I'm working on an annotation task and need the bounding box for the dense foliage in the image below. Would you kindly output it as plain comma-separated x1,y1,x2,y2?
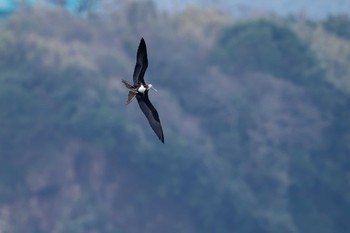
211,20,324,86
323,14,350,40
0,2,349,233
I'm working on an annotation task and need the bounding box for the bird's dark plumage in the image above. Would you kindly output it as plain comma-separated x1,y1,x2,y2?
123,38,164,143
136,92,164,143
133,38,148,85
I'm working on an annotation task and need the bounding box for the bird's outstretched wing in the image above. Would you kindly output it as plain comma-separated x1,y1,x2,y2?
133,38,148,85
136,92,164,143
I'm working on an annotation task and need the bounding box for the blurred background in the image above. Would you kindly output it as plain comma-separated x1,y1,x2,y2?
0,0,349,232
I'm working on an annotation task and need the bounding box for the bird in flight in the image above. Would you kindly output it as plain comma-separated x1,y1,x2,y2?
122,38,164,143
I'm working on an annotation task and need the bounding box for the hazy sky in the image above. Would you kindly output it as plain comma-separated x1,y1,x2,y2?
156,0,350,18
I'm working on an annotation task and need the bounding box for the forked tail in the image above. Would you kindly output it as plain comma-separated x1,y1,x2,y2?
122,80,134,89
122,80,137,104
127,91,136,104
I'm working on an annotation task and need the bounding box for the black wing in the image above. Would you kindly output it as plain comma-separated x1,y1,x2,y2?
133,38,148,85
136,92,164,143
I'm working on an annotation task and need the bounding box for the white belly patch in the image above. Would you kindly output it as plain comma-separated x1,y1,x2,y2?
138,85,146,93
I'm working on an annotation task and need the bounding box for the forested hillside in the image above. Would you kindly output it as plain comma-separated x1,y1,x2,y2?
0,2,349,233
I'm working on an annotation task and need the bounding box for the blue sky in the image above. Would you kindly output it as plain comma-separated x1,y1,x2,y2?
0,0,79,12
0,0,349,18
156,0,350,18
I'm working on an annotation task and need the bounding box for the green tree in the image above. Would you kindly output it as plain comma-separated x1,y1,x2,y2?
211,20,323,86
323,14,350,40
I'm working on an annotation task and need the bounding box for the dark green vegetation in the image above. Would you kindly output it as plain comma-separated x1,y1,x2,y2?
211,20,324,86
323,14,350,40
0,2,349,233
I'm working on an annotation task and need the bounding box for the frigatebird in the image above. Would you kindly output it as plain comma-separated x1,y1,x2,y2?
122,38,164,143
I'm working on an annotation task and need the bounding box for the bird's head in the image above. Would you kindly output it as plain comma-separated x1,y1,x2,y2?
147,84,157,92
